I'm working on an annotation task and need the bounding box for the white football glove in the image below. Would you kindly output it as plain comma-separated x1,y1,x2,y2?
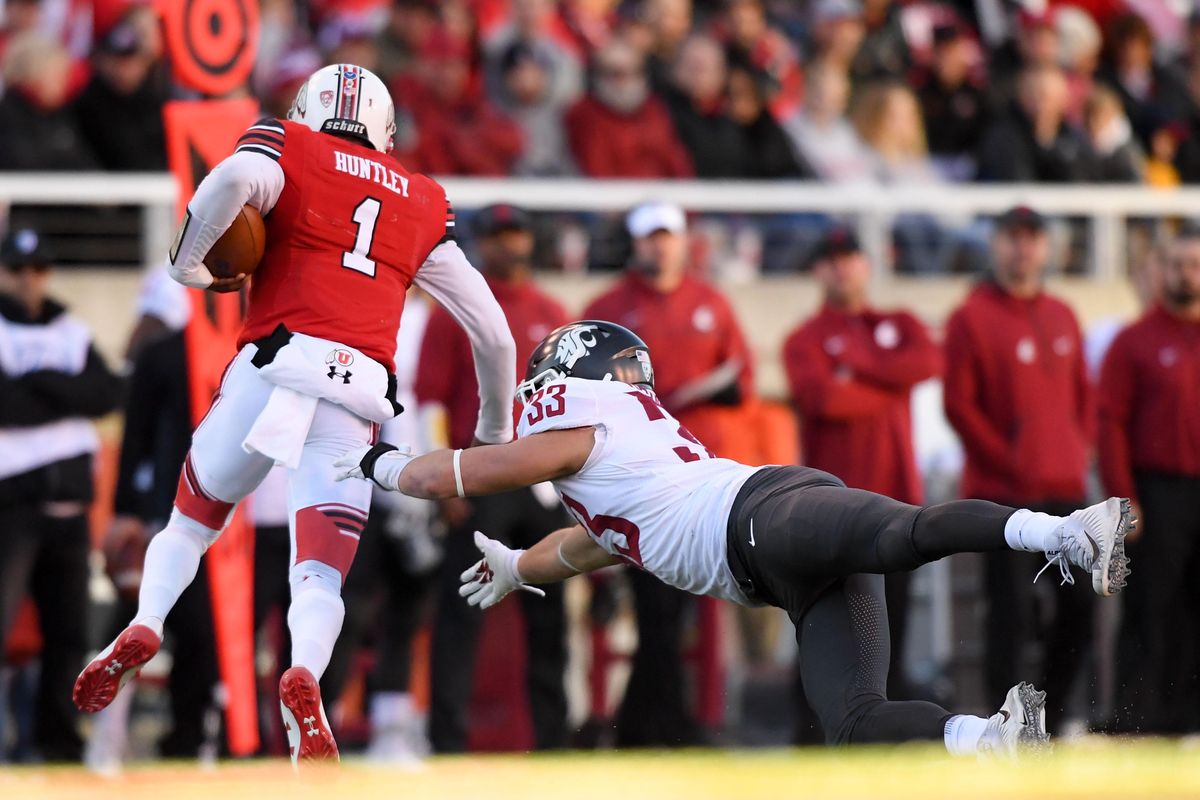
458,530,545,610
333,442,415,490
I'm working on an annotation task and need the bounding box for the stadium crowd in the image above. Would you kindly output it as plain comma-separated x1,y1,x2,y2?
0,0,1199,184
0,0,1199,770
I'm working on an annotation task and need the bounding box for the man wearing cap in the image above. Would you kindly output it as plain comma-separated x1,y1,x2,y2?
416,205,571,752
0,228,121,760
783,227,941,712
943,207,1094,729
915,23,989,180
584,201,754,745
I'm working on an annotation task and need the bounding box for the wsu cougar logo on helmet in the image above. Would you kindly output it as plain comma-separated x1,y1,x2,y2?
555,325,599,369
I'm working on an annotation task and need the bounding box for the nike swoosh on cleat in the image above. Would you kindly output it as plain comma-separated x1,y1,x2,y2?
999,709,1010,723
1085,531,1099,562
749,519,755,547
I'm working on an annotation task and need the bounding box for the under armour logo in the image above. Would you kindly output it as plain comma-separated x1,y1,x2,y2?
327,366,352,384
304,716,320,737
105,660,123,676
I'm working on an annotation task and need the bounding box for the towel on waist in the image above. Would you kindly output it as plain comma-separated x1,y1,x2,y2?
241,325,402,468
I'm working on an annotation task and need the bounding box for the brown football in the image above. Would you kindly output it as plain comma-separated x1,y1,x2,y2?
204,204,265,278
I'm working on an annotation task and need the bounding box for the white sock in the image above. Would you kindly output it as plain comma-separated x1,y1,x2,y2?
370,692,414,730
287,568,345,680
133,515,215,635
943,714,990,756
1003,509,1065,553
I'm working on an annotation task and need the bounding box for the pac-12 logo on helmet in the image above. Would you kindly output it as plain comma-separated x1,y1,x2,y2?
288,63,396,153
517,320,654,402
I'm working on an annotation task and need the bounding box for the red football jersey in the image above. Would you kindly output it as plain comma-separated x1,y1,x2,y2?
236,119,453,371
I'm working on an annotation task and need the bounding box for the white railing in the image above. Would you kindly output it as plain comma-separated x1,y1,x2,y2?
2,174,1199,277
0,172,179,268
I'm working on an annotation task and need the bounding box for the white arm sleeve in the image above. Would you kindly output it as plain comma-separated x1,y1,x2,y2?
167,150,285,288
413,241,517,444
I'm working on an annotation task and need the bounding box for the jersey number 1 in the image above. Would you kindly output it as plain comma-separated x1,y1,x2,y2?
342,197,381,277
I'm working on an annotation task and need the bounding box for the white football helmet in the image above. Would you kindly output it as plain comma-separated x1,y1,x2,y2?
288,63,396,153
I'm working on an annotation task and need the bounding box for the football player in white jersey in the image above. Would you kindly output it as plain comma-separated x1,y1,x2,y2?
336,320,1134,757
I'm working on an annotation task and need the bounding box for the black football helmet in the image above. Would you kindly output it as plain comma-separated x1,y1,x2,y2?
516,320,655,402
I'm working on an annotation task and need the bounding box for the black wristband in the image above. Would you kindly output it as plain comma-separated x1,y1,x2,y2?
359,442,399,488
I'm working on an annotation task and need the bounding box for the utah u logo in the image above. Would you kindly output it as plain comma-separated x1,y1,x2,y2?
325,348,354,382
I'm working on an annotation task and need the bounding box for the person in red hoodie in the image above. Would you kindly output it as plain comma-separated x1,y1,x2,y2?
584,201,753,745
1100,228,1200,734
564,37,693,178
783,226,941,713
416,205,570,752
943,205,1095,729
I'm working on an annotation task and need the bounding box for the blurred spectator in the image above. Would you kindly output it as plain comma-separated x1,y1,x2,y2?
1083,85,1144,183
584,202,754,746
418,205,570,753
561,0,621,53
495,42,577,176
1097,11,1191,147
915,23,989,181
663,35,747,178
397,32,524,176
943,206,1095,730
852,82,938,183
1100,229,1200,734
261,48,322,120
850,0,910,82
725,58,811,178
1146,121,1184,188
808,0,866,76
0,32,98,170
717,0,803,119
976,64,1096,182
0,228,121,761
987,9,1061,115
783,61,873,182
376,0,440,79
316,4,388,72
564,38,692,177
74,11,168,171
782,226,940,701
1177,57,1200,183
485,0,584,109
853,81,947,270
1055,6,1103,126
641,0,695,92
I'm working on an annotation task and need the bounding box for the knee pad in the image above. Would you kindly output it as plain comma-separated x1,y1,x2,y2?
167,508,223,550
173,455,235,532
289,558,344,595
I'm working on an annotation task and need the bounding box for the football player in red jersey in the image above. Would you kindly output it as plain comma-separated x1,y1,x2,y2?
73,64,517,767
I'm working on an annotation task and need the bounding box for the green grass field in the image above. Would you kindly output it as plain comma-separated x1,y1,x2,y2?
3,740,1199,800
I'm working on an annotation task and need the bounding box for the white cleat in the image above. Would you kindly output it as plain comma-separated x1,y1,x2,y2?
1039,497,1133,597
978,682,1051,760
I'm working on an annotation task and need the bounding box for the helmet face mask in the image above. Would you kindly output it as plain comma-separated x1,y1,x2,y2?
288,63,396,153
517,321,654,403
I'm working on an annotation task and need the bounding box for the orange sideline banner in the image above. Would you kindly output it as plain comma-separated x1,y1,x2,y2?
163,98,260,756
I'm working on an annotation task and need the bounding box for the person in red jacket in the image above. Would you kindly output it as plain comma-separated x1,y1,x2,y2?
583,200,753,745
564,38,693,178
415,204,570,752
943,206,1095,729
783,227,941,716
1100,228,1200,734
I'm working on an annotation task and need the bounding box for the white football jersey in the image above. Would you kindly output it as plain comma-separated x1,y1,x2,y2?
517,377,762,605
